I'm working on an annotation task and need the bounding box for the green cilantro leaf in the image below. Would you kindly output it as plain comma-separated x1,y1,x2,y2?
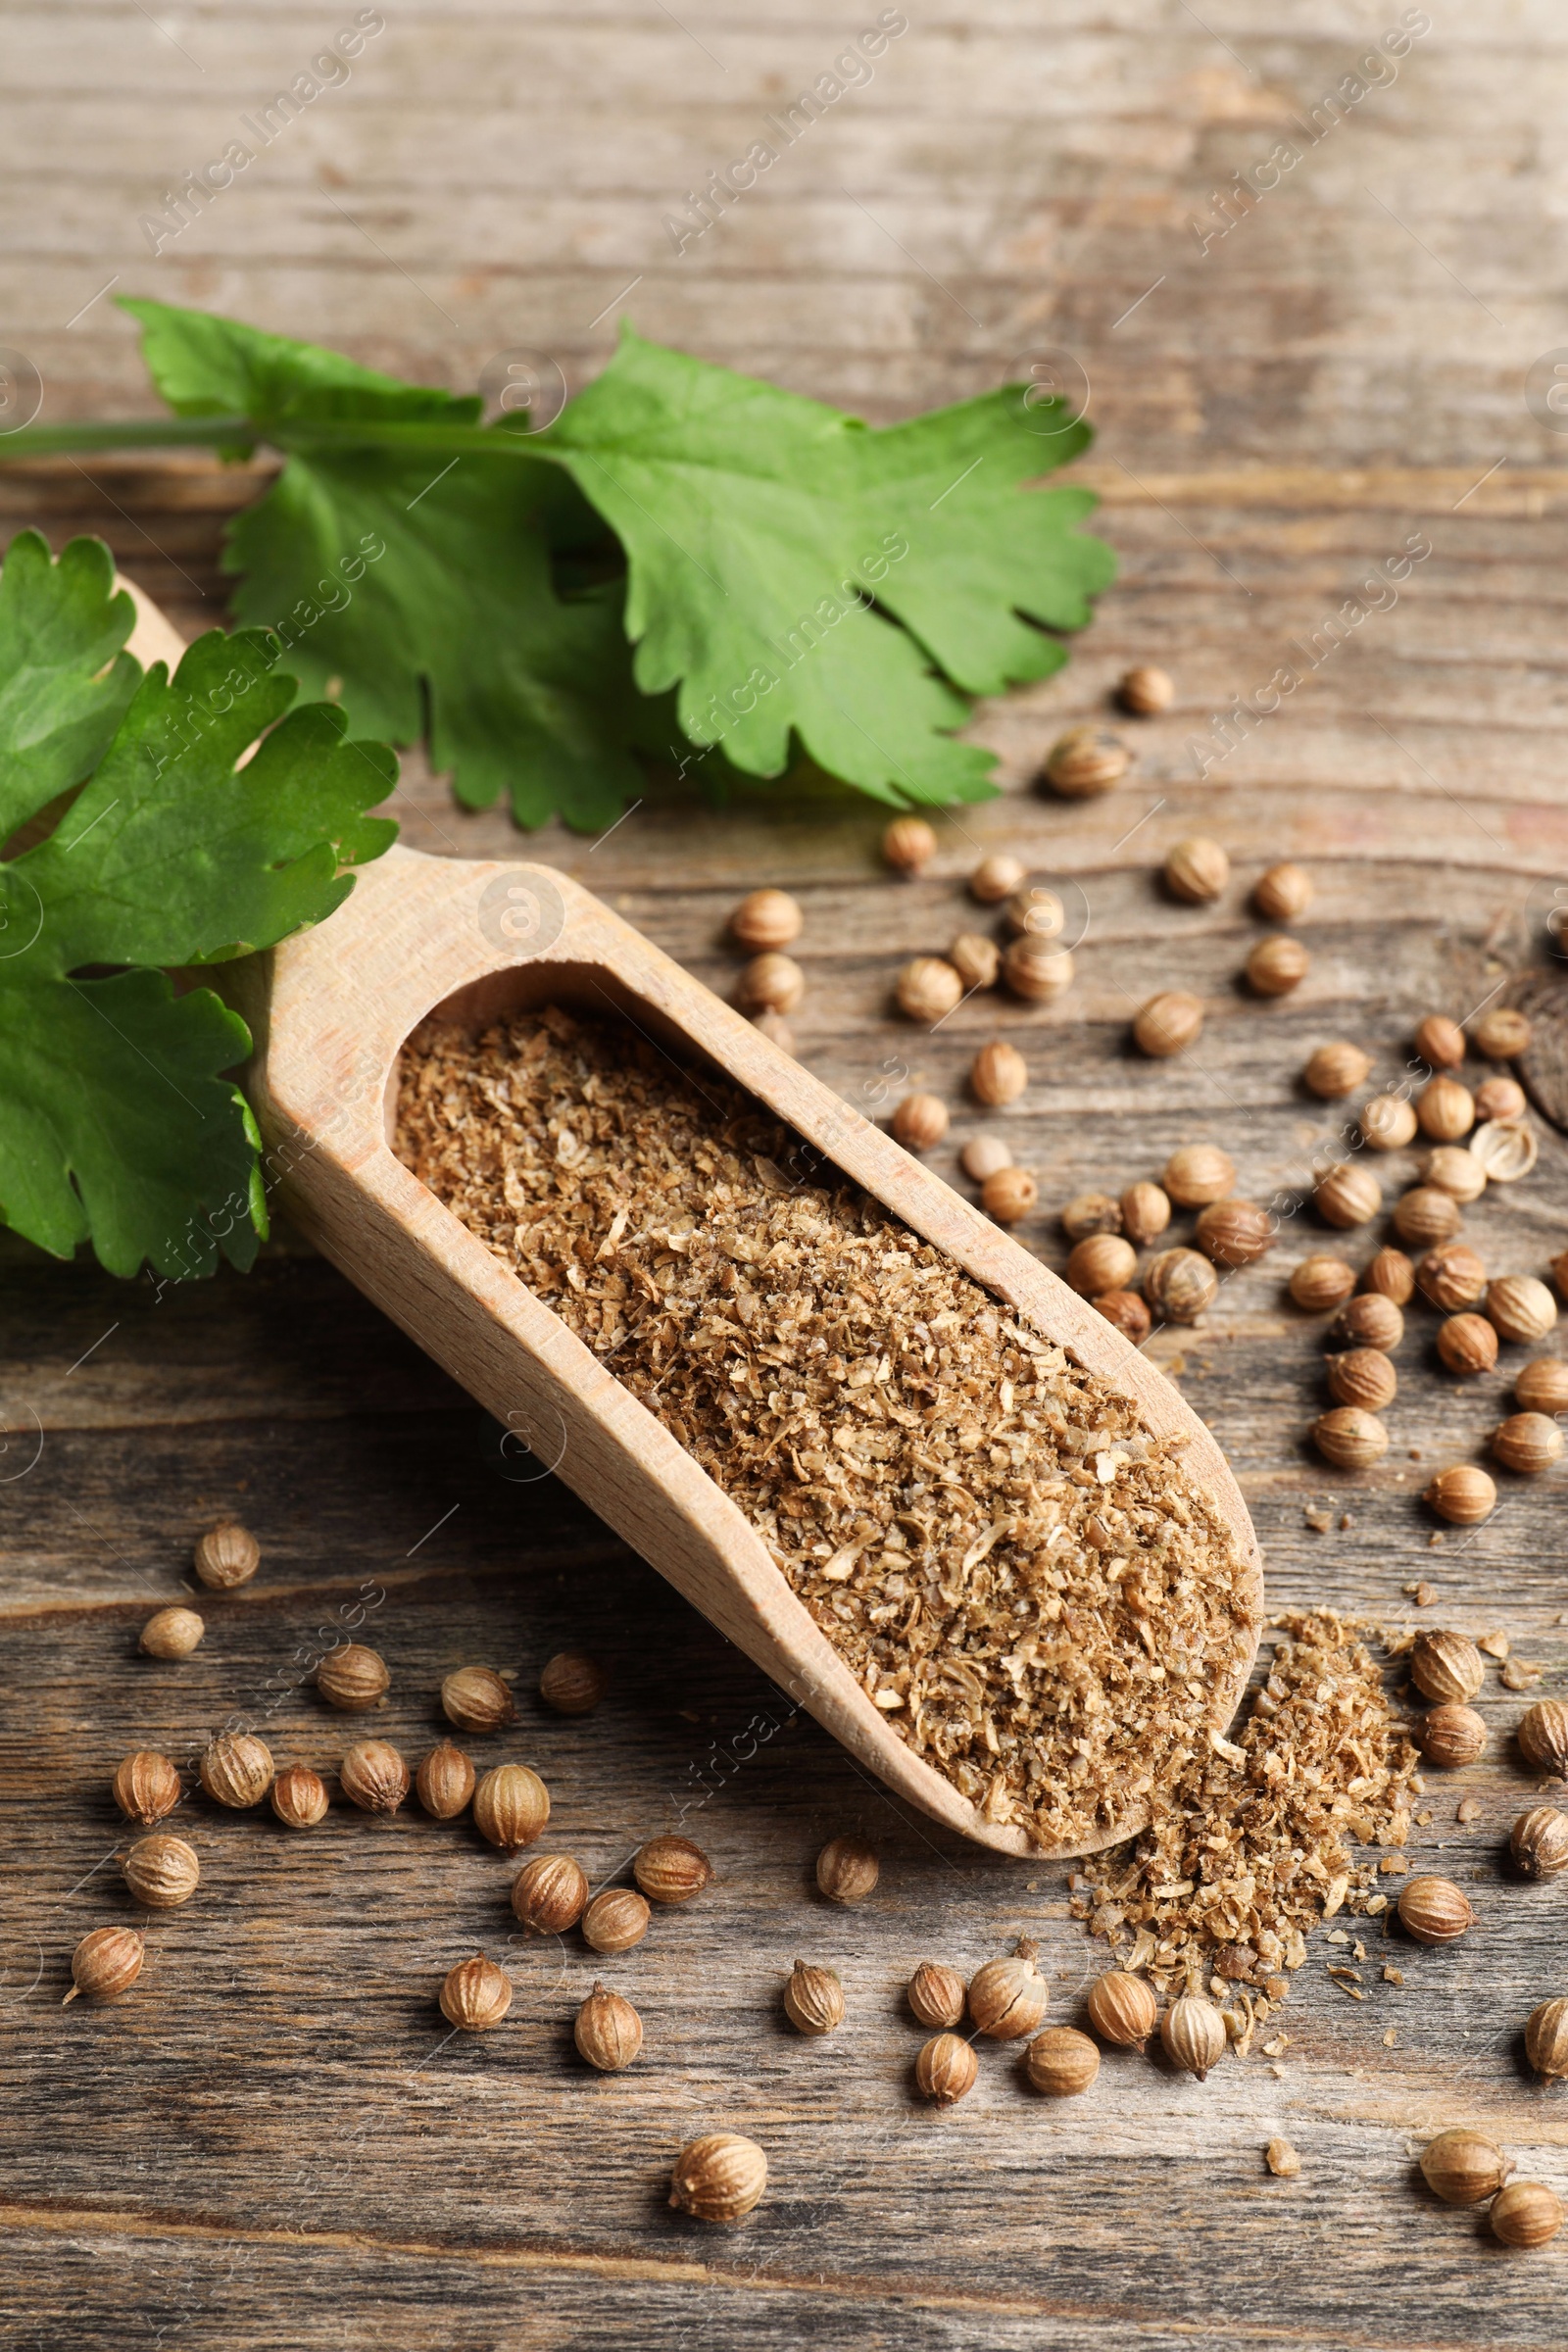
0,531,140,842
541,328,1115,807
122,298,647,831
0,534,396,1280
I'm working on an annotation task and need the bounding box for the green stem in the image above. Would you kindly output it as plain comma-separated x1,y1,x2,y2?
0,415,561,463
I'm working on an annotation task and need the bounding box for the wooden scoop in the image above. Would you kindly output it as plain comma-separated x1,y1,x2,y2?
124,588,1262,1860
235,846,1263,1858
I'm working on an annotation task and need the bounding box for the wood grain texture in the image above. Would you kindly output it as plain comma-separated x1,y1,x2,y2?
6,4,1568,2345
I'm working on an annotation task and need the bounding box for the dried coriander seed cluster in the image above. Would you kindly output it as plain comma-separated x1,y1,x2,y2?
1279,1007,1563,1522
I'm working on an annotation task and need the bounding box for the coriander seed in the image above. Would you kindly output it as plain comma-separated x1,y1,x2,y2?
1195,1199,1275,1267
1520,1700,1568,1778
1163,1146,1235,1206
1493,1412,1564,1476
1253,862,1312,922
1326,1348,1396,1413
729,889,802,953
1420,2128,1510,2206
960,1134,1012,1182
1134,991,1202,1057
915,2032,977,2104
199,1733,273,1810
1414,1013,1465,1070
1525,1997,1568,2081
1414,1705,1487,1769
416,1740,475,1820
969,853,1025,905
138,1606,204,1660
738,951,805,1015
1291,1255,1356,1312
1066,1234,1137,1297
1143,1248,1217,1324
1397,1874,1474,1944
982,1167,1037,1224
1061,1190,1122,1242
1411,1629,1485,1704
1163,837,1229,904
1474,1006,1531,1059
439,1952,512,2032
1247,935,1310,996
1024,2026,1100,2097
123,1833,200,1909
967,1938,1047,2039
539,1651,606,1715
1394,1187,1461,1249
897,956,963,1022
1002,939,1073,1002
1004,884,1065,940
576,1982,643,2071
317,1643,390,1712
64,1926,144,2007
1304,1042,1371,1099
441,1665,515,1735
892,1093,950,1152
1493,2182,1563,2249
1329,1293,1403,1350
1425,1145,1487,1203
906,1960,966,2031
1360,1093,1418,1151
1311,1407,1389,1469
1361,1247,1415,1304
582,1887,651,1953
1470,1119,1538,1182
339,1740,410,1816
1511,1807,1568,1880
1487,1276,1558,1346
1265,2139,1302,2179
1086,1969,1158,2049
1517,1359,1568,1415
1417,1243,1488,1312
1417,1076,1475,1142
512,1852,589,1936
882,816,936,875
1044,725,1130,798
1119,664,1174,715
634,1836,712,1905
1438,1313,1497,1375
1425,1464,1495,1525
949,932,1000,992
1120,1181,1171,1248
194,1520,259,1590
473,1763,549,1850
1314,1163,1380,1228
1160,1992,1226,2081
270,1764,329,1829
783,1958,845,2035
1095,1290,1152,1342
669,2132,767,2221
970,1039,1027,1107
816,1835,878,1905
1475,1075,1527,1122
113,1749,181,1828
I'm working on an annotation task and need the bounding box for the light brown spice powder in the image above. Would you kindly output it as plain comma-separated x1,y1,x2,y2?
396,1005,1255,1851
1073,1612,1417,1998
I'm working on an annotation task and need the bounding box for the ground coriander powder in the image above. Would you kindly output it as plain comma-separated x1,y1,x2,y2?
397,1005,1256,1852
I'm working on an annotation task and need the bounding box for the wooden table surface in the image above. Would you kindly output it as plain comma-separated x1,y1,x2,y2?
7,7,1568,2347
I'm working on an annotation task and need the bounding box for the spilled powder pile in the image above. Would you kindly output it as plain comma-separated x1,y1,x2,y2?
1073,1609,1418,2029
396,1004,1256,1851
